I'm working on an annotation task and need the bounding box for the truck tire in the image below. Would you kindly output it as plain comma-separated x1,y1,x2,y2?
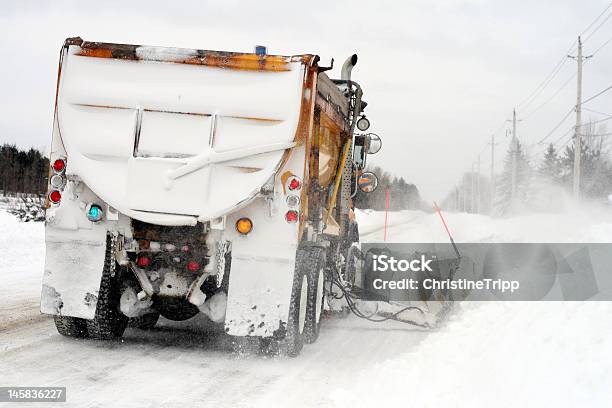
128,312,160,330
303,247,327,344
86,236,128,340
54,315,88,338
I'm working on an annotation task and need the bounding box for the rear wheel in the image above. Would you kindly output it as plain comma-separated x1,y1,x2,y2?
303,247,327,344
54,315,88,338
86,235,128,340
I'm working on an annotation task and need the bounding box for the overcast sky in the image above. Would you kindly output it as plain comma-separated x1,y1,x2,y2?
2,0,612,200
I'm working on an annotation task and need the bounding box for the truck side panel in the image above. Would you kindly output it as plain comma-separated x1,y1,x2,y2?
41,182,109,319
223,144,306,336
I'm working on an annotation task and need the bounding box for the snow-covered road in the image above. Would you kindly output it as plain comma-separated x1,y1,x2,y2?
1,208,612,407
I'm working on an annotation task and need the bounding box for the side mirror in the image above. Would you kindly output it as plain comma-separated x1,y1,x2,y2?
358,172,379,193
356,116,370,131
367,133,382,154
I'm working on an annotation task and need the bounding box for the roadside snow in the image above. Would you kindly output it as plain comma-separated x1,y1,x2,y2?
356,206,612,243
1,208,612,407
0,211,44,328
343,207,612,408
331,301,612,407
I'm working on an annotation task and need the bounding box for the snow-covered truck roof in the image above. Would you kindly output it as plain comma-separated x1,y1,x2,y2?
53,38,321,224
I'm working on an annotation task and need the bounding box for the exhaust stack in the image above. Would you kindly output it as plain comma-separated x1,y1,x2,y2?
341,54,358,81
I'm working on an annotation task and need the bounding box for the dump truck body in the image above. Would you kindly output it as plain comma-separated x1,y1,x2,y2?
41,38,376,353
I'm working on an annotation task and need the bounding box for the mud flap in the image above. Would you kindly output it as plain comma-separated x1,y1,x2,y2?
224,248,295,337
41,227,107,319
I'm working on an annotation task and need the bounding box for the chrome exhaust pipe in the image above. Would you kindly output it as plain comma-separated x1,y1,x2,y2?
341,54,358,81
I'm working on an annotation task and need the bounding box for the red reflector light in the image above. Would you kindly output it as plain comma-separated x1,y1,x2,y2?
49,190,62,204
52,159,66,173
136,255,151,267
187,261,200,272
288,177,301,191
285,210,299,223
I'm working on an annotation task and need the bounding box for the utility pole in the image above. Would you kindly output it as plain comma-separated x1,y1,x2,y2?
463,176,467,212
511,108,518,204
476,155,481,214
470,163,475,213
569,36,590,199
455,187,460,211
490,134,495,214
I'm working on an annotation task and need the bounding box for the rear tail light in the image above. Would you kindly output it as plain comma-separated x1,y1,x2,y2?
286,195,300,207
52,159,66,173
50,175,64,189
287,176,301,191
49,158,67,205
285,210,299,223
86,203,103,222
187,261,200,272
181,245,190,253
136,255,151,268
48,190,62,204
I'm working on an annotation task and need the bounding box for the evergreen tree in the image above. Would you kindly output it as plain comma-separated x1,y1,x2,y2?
0,144,49,195
353,165,422,211
494,141,532,215
539,143,562,183
560,141,612,199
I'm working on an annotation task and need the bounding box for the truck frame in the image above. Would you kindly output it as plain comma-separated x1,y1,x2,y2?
41,37,381,356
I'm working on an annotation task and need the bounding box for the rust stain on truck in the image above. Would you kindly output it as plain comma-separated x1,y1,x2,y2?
68,37,313,72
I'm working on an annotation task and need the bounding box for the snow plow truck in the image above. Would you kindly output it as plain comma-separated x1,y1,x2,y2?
41,37,382,356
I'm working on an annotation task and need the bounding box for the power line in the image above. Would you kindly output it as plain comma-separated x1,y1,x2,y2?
591,32,612,55
553,127,574,146
516,2,612,111
521,53,598,123
583,107,612,116
581,2,612,38
583,10,612,42
581,84,612,105
529,127,572,158
462,2,612,200
521,71,577,121
579,115,612,126
516,52,573,111
558,136,574,149
534,107,575,145
544,117,612,152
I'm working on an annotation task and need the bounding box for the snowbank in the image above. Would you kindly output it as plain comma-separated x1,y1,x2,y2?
0,210,45,310
348,208,612,407
356,206,612,243
331,301,612,407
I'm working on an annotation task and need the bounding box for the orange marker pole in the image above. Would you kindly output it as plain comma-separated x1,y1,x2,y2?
433,201,460,259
